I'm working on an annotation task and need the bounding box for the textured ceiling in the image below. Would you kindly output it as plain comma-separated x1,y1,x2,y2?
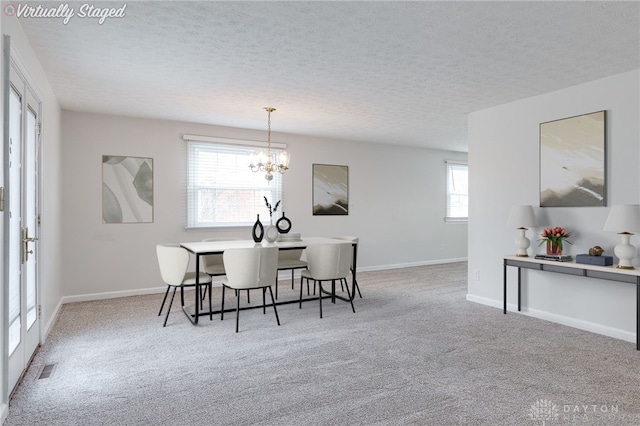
15,1,640,152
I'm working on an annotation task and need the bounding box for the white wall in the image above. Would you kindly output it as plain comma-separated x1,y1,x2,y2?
1,13,63,421
468,70,640,342
61,111,468,300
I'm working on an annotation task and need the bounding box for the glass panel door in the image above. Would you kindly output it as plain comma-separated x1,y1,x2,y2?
7,84,22,358
6,57,41,395
24,105,38,331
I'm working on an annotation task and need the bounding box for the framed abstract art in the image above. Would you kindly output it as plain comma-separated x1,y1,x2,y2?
312,164,348,215
539,110,606,207
102,155,154,223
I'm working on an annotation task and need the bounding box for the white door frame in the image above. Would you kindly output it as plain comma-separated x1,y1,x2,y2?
2,35,43,400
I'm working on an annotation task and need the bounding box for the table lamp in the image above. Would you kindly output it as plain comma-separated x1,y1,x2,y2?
603,204,640,269
507,205,538,257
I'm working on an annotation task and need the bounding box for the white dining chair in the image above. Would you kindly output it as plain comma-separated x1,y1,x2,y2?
300,242,355,318
156,244,213,327
201,237,251,304
332,236,362,298
221,246,280,332
275,249,307,299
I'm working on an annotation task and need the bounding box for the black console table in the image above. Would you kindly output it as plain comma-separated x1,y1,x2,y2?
503,255,640,350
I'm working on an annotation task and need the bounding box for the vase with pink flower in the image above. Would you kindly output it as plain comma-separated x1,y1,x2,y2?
538,227,572,256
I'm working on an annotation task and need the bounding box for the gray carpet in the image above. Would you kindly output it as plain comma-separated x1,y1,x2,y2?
5,262,640,425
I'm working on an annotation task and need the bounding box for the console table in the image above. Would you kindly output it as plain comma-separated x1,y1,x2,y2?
503,255,640,350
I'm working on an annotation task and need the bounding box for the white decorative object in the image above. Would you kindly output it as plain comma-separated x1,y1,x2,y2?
603,204,640,269
265,225,279,243
507,205,538,257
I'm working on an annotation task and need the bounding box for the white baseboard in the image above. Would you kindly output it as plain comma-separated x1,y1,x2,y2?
466,294,636,344
60,258,468,305
359,257,468,272
61,286,168,304
42,299,64,342
0,402,7,425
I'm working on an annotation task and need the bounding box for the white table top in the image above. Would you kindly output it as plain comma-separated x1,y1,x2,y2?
504,255,640,278
181,237,348,255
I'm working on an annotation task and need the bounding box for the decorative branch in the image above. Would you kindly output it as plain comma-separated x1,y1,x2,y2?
264,196,281,218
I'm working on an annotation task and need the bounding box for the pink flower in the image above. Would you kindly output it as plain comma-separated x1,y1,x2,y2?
538,226,572,247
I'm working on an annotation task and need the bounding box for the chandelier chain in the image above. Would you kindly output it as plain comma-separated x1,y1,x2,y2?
266,107,273,155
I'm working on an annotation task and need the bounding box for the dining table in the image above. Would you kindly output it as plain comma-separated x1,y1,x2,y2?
179,237,358,325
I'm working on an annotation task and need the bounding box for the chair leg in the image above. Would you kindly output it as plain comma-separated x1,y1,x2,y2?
235,290,241,333
301,275,310,296
268,286,280,326
208,283,213,321
263,288,267,314
200,285,207,308
353,272,362,298
299,277,304,309
158,286,171,316
291,270,295,289
221,285,226,321
163,287,177,327
319,281,323,318
275,274,279,300
331,280,336,303
343,278,356,313
247,290,250,304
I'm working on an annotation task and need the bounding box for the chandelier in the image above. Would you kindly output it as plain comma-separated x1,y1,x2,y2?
249,107,290,181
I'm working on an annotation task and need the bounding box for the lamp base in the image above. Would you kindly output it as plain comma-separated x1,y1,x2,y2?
614,233,636,270
616,264,635,270
514,228,531,258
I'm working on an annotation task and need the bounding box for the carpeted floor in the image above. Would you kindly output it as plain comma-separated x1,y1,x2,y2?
4,262,640,425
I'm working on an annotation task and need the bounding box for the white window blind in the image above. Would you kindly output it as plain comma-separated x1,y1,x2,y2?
445,161,468,223
186,138,284,228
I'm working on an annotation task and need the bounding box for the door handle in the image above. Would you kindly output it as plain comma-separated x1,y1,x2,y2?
21,227,38,264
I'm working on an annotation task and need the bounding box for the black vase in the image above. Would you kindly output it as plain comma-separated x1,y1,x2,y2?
276,211,292,234
252,214,264,242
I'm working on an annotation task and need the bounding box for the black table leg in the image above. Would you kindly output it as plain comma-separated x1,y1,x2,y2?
636,276,640,351
517,267,521,312
351,243,359,300
503,261,507,314
194,254,200,324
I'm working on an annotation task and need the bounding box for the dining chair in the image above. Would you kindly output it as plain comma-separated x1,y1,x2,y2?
156,243,213,327
201,237,251,304
275,249,307,299
221,246,280,332
332,236,362,298
300,242,355,318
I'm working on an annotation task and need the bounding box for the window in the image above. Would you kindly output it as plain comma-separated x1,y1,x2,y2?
185,136,284,228
445,161,468,222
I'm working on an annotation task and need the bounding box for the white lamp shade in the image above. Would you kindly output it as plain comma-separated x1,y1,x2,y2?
603,204,640,232
507,205,538,228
